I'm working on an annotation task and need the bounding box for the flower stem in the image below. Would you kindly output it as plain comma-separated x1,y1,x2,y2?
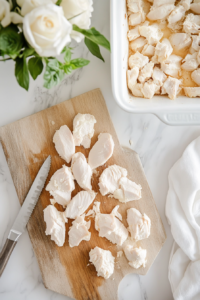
0,58,12,61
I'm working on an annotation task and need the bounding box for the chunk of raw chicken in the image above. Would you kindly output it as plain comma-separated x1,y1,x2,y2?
138,62,154,83
152,38,173,63
191,69,200,86
88,133,114,169
190,2,200,14
181,53,199,71
127,67,140,93
71,153,92,190
131,83,144,97
183,13,200,34
161,54,182,78
147,4,174,20
123,242,147,269
191,34,200,52
89,247,115,279
130,37,147,52
162,77,182,100
53,125,75,163
46,165,75,207
127,0,141,13
95,203,128,245
44,205,66,247
167,5,185,25
73,113,96,149
65,190,96,219
113,177,142,203
127,208,151,241
142,44,155,57
180,0,192,10
169,33,191,51
127,26,140,41
98,164,127,196
68,215,91,247
141,80,158,99
129,10,146,26
152,67,167,86
184,87,200,97
129,52,149,69
153,0,175,6
139,23,163,45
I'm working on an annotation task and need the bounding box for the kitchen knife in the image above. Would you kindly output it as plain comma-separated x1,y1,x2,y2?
0,154,51,277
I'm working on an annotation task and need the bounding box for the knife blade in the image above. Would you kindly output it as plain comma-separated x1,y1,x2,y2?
0,154,51,276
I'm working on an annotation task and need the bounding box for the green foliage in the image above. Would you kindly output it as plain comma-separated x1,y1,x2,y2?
43,59,65,89
56,0,62,5
84,38,104,62
28,57,43,80
15,57,29,91
0,25,24,59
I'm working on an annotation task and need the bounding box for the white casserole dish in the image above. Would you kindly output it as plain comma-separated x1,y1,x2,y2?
110,0,200,125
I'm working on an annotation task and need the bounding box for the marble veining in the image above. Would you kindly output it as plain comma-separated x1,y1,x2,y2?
0,0,199,299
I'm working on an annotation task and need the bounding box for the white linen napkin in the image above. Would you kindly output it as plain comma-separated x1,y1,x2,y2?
165,136,200,300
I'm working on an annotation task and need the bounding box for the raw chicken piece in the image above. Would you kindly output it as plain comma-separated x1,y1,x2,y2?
191,34,200,52
127,26,140,41
183,14,200,34
139,23,163,45
44,205,66,247
98,164,127,196
123,242,147,269
71,153,92,190
88,133,114,169
130,37,147,52
147,4,174,20
138,62,154,83
95,203,128,246
46,165,75,207
184,87,200,97
127,0,142,13
129,10,146,26
53,125,75,163
191,69,200,86
142,44,155,57
127,208,151,241
167,5,185,25
153,0,175,6
180,0,192,10
169,33,191,51
141,80,158,99
65,191,96,219
161,54,182,78
127,67,140,93
89,247,115,279
190,2,200,14
152,38,173,63
73,113,96,149
162,77,182,100
131,83,144,97
129,52,149,69
113,177,142,203
68,215,91,247
181,53,199,71
152,67,167,86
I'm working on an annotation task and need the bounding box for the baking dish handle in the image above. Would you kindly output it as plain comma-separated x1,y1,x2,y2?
155,111,200,126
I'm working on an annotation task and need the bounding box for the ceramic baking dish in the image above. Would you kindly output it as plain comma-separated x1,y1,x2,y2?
110,0,200,125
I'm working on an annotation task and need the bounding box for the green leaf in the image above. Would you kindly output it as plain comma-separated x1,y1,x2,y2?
28,57,43,80
63,64,73,74
0,24,24,59
43,59,65,89
73,25,110,51
23,47,35,58
56,0,62,5
70,58,90,70
64,48,72,63
15,57,29,91
84,37,105,62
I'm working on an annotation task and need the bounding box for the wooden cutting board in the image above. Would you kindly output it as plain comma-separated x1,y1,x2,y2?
0,89,166,300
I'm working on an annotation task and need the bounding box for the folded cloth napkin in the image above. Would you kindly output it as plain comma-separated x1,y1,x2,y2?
166,136,200,300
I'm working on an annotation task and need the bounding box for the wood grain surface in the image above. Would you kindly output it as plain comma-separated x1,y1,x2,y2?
0,89,166,300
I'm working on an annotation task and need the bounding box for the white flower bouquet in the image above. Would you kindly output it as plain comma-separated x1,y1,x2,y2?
0,0,110,90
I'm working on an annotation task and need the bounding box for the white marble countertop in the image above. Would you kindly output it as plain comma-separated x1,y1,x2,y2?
0,1,199,299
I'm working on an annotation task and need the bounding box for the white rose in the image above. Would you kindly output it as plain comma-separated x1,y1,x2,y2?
17,0,56,16
61,0,93,43
23,4,72,57
0,0,23,27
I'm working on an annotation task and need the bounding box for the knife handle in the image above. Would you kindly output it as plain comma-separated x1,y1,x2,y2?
0,239,17,277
